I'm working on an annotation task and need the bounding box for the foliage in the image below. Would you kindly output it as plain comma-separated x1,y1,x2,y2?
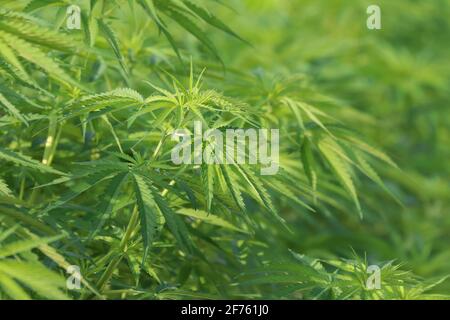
0,0,449,299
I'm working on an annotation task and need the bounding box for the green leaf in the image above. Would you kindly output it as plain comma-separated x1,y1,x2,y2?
43,171,119,213
0,178,13,197
355,151,402,205
98,19,128,75
177,208,248,233
0,92,28,125
0,147,65,175
345,136,397,168
0,260,68,299
0,273,30,299
0,9,75,51
180,0,248,44
81,12,97,47
236,165,286,226
0,235,63,259
220,165,245,212
162,5,223,64
63,88,144,120
132,174,164,260
154,192,195,254
318,137,362,217
90,172,129,238
0,30,81,88
301,137,317,203
24,1,66,13
201,163,214,212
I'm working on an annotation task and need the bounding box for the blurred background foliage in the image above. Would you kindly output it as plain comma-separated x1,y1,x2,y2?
208,0,450,294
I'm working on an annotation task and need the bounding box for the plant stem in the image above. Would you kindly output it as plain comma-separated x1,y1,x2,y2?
94,205,139,295
42,112,58,166
92,130,172,297
29,112,59,204
152,129,168,160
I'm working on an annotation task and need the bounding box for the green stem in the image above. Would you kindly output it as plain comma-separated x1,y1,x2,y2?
152,129,168,160
94,206,139,294
91,128,171,297
29,113,59,204
42,112,58,166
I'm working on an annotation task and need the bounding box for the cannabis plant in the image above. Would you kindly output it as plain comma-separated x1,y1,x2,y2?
0,0,448,300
